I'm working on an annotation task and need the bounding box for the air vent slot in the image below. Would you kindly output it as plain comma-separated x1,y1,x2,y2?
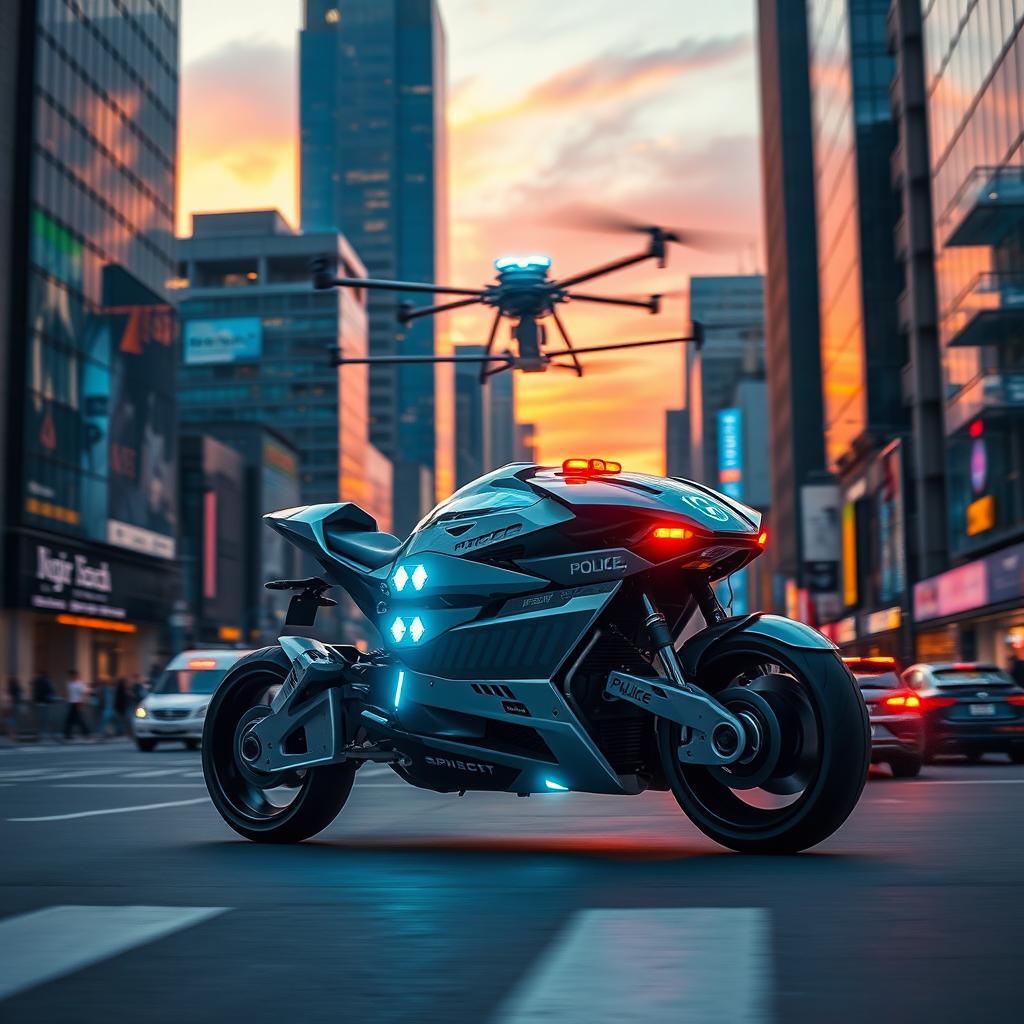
471,682,518,698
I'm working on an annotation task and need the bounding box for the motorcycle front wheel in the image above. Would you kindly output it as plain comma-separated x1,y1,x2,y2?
658,640,869,854
202,646,355,843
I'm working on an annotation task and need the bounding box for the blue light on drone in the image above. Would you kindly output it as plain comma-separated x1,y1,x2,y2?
494,254,552,272
544,779,569,791
394,670,405,708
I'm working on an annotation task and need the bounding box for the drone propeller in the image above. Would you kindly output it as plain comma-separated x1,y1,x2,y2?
549,203,746,252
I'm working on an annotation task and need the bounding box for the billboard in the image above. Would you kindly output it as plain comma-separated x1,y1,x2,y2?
716,407,743,499
22,232,178,560
183,317,262,365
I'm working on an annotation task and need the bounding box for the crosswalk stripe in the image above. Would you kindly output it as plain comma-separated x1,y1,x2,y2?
8,798,209,822
493,908,770,1024
0,905,228,1001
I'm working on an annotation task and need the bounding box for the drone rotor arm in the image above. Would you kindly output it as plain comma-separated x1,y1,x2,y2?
548,308,583,378
332,352,514,366
478,309,505,384
324,275,487,298
550,249,654,290
399,295,484,324
561,335,699,356
563,291,659,313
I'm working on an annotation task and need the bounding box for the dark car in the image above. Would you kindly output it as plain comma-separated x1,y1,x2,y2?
844,657,924,777
901,662,1024,763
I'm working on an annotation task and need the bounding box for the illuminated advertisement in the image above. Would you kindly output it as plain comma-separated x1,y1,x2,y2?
841,502,858,608
183,317,263,365
877,441,906,604
716,407,743,499
22,220,178,559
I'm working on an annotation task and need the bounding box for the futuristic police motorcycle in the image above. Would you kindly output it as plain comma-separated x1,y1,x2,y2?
202,460,870,853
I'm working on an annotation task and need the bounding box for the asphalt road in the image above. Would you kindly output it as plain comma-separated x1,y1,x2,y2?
1,739,1022,1023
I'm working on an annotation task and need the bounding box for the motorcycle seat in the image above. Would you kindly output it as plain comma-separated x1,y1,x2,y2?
325,528,402,569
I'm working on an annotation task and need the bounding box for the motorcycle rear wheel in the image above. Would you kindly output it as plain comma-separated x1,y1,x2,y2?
202,646,355,843
658,641,869,854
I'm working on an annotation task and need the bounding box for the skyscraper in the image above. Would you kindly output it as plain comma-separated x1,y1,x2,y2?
756,0,831,614
453,346,490,488
909,1,1024,667
686,275,765,486
807,0,910,656
300,0,448,534
2,0,181,683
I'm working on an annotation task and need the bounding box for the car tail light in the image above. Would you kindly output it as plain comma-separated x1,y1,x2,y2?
1007,695,1024,706
920,695,958,710
881,690,921,711
652,526,694,540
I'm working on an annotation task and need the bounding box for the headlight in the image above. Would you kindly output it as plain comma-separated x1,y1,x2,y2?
135,706,147,719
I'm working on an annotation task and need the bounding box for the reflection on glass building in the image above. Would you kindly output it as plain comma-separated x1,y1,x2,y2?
807,0,916,659
910,1,1024,668
2,0,180,687
176,211,388,646
300,0,449,535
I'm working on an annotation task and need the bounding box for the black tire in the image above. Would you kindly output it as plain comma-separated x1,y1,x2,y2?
136,738,157,752
658,642,870,854
889,754,922,778
185,739,200,751
202,646,355,843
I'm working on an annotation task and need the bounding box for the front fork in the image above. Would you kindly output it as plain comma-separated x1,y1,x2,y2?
604,591,747,767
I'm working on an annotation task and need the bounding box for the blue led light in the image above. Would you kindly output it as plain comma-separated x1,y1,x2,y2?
544,779,569,791
409,616,425,642
494,254,552,271
390,617,407,642
392,566,409,592
411,564,428,591
394,670,405,708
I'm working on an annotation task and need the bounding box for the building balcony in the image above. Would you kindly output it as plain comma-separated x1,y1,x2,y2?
946,272,1024,348
939,166,1024,248
946,372,1024,434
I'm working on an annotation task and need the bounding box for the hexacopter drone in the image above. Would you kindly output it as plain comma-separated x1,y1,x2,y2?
313,212,740,382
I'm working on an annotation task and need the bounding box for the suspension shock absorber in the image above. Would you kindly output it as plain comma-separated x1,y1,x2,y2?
641,593,689,689
693,579,728,626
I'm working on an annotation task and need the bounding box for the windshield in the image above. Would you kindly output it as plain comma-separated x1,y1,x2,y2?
854,671,901,690
416,466,540,530
153,669,226,695
933,668,1012,687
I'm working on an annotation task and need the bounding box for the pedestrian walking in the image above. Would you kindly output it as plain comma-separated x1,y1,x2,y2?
96,679,117,739
63,669,90,740
32,670,55,740
5,677,22,738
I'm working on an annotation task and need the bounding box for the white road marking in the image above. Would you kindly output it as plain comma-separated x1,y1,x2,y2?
904,778,1024,785
0,905,227,1001
16,768,125,782
53,783,207,789
8,797,209,822
121,769,186,779
494,908,770,1024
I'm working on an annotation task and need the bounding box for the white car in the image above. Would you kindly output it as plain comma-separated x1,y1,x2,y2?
134,649,251,751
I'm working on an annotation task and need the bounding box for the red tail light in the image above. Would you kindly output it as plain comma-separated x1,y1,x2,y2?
920,695,958,710
1007,695,1024,706
882,690,921,711
757,530,768,547
652,526,694,540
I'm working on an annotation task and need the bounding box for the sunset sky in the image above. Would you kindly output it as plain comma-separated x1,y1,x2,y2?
179,0,764,474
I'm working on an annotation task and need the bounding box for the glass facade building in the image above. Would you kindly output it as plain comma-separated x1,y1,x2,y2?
300,0,449,534
808,0,904,469
2,0,180,685
924,0,1024,559
757,0,831,615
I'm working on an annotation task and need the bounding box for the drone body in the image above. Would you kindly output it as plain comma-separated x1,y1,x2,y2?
312,219,724,383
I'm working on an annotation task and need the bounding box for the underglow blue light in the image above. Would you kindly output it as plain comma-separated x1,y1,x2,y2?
544,779,569,791
394,670,405,708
